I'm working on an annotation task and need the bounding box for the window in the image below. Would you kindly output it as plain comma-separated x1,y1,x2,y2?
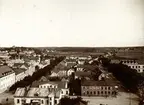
101,91,103,94
61,91,63,94
47,100,49,104
55,100,57,104
94,91,96,94
90,91,93,95
105,87,107,90
136,66,137,68
49,97,52,100
50,85,52,88
105,91,107,94
101,87,103,90
41,100,44,104
108,87,111,90
97,91,100,95
17,99,20,104
83,86,85,89
87,91,89,95
50,102,52,105
66,91,68,94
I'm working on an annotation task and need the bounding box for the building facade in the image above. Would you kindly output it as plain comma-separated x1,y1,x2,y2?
0,66,15,93
81,81,118,97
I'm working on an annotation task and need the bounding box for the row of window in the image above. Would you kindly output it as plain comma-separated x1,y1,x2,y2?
122,61,136,64
83,91,114,95
82,86,112,90
40,85,57,88
130,65,144,69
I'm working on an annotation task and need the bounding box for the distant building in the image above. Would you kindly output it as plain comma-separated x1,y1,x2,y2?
81,80,118,97
0,66,15,93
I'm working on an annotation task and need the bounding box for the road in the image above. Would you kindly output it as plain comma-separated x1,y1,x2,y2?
82,92,139,105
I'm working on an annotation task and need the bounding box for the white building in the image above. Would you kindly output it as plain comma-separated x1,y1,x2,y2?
13,68,26,82
14,81,69,105
0,66,15,93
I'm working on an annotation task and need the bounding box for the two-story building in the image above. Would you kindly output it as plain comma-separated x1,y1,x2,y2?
0,66,15,93
81,80,118,97
14,81,69,105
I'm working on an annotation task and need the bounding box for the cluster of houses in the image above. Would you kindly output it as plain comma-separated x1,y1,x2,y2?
0,49,51,94
12,54,120,105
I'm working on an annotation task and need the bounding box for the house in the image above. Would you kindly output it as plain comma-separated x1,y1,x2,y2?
74,65,84,72
67,69,75,76
78,56,92,60
77,59,85,65
14,81,70,105
127,61,144,73
14,87,68,105
75,71,91,80
81,80,118,97
64,59,77,67
111,56,137,64
13,68,26,82
0,66,15,93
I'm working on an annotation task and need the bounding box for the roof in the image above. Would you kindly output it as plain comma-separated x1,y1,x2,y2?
0,66,14,77
81,80,118,86
137,60,144,65
31,81,67,89
14,87,51,98
13,63,24,68
52,63,71,73
75,71,91,77
65,59,77,63
111,56,137,60
13,68,25,75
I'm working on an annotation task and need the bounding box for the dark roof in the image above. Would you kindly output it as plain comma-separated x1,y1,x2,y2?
81,80,118,86
75,71,91,77
0,66,14,77
111,56,137,60
13,63,24,67
13,68,25,75
65,59,77,63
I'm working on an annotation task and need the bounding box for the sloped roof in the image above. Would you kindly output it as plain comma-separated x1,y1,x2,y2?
31,81,67,89
0,66,14,77
81,80,118,86
75,71,91,77
13,68,25,75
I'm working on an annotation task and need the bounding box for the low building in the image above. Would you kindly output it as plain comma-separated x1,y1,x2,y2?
81,80,118,97
77,60,85,65
0,66,15,93
14,81,69,105
13,68,26,82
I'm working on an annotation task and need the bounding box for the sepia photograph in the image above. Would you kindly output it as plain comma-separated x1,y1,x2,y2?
0,0,144,105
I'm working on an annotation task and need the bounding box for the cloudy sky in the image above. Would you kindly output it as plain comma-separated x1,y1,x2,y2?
0,0,144,47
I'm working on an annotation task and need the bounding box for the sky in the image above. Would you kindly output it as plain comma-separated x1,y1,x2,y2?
0,0,144,47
